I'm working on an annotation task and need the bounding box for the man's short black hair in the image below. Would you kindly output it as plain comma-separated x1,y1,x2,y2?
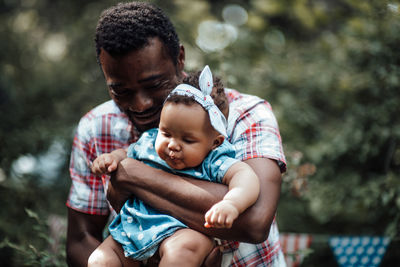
95,2,180,65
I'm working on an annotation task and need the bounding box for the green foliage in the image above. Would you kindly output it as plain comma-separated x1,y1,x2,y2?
0,209,66,266
0,0,110,170
1,0,399,265
0,176,67,266
256,0,400,237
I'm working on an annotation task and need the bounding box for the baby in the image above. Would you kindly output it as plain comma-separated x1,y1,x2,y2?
88,66,260,267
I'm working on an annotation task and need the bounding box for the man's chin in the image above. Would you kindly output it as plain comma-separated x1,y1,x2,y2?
132,118,159,132
126,109,161,132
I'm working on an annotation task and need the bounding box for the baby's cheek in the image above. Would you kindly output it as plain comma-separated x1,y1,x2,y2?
155,148,164,160
154,141,163,157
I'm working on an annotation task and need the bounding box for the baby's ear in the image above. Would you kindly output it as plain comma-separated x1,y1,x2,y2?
212,134,225,150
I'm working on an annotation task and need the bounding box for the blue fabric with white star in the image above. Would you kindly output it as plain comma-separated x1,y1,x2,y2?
329,236,390,267
109,128,238,260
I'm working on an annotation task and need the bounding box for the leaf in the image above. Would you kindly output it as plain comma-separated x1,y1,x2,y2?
25,208,40,223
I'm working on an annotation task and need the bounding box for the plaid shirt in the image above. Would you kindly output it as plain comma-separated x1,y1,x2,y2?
67,89,287,266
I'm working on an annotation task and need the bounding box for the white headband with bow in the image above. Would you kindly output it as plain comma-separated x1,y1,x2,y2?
166,65,228,137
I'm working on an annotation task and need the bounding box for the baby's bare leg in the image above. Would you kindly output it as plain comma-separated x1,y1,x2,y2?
158,228,214,267
88,235,140,267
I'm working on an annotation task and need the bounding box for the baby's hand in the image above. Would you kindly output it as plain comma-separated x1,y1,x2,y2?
204,200,239,229
91,153,119,175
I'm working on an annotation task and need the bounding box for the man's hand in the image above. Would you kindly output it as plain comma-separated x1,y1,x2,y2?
202,246,223,267
106,161,133,212
106,180,129,213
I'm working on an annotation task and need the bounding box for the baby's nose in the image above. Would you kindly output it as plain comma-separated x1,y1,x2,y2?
168,139,181,151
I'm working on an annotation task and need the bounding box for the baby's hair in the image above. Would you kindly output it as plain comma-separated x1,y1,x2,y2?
166,70,229,118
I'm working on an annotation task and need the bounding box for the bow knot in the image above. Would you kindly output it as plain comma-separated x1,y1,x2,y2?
166,65,227,137
202,95,215,110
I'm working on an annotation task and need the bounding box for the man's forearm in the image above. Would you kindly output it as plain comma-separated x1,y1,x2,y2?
66,208,108,266
67,235,101,267
111,157,281,243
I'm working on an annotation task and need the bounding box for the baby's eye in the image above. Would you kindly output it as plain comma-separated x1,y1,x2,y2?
183,139,196,144
161,131,171,137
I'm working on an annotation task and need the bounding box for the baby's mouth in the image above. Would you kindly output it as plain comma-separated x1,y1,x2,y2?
168,151,181,161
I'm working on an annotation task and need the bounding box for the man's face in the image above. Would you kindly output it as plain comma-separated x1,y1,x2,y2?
99,38,184,131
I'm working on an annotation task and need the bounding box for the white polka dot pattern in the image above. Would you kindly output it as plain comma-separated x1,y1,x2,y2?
329,236,390,267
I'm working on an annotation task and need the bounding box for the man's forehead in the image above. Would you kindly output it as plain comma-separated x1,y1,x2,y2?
100,37,170,60
100,49,176,81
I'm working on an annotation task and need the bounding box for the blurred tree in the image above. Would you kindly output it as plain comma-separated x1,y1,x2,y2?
0,0,112,265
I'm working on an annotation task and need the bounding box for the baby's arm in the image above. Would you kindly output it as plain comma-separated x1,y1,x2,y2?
91,148,127,175
204,161,260,228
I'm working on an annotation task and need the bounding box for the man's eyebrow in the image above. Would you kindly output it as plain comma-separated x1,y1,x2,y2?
138,74,163,83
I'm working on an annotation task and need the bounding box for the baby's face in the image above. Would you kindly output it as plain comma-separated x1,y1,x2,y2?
155,102,220,169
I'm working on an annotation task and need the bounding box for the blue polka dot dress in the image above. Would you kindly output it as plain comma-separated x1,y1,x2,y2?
108,128,238,260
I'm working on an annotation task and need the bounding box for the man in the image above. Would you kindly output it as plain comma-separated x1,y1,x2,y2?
66,2,287,266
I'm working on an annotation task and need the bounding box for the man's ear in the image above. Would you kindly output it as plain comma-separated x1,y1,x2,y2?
177,44,185,72
212,134,225,150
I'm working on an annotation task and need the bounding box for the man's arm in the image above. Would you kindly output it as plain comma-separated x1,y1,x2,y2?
66,208,109,266
109,156,281,243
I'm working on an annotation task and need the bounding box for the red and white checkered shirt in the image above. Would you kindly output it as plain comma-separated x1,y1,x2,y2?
67,88,287,266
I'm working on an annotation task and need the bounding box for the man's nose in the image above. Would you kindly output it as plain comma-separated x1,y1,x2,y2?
130,92,153,113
